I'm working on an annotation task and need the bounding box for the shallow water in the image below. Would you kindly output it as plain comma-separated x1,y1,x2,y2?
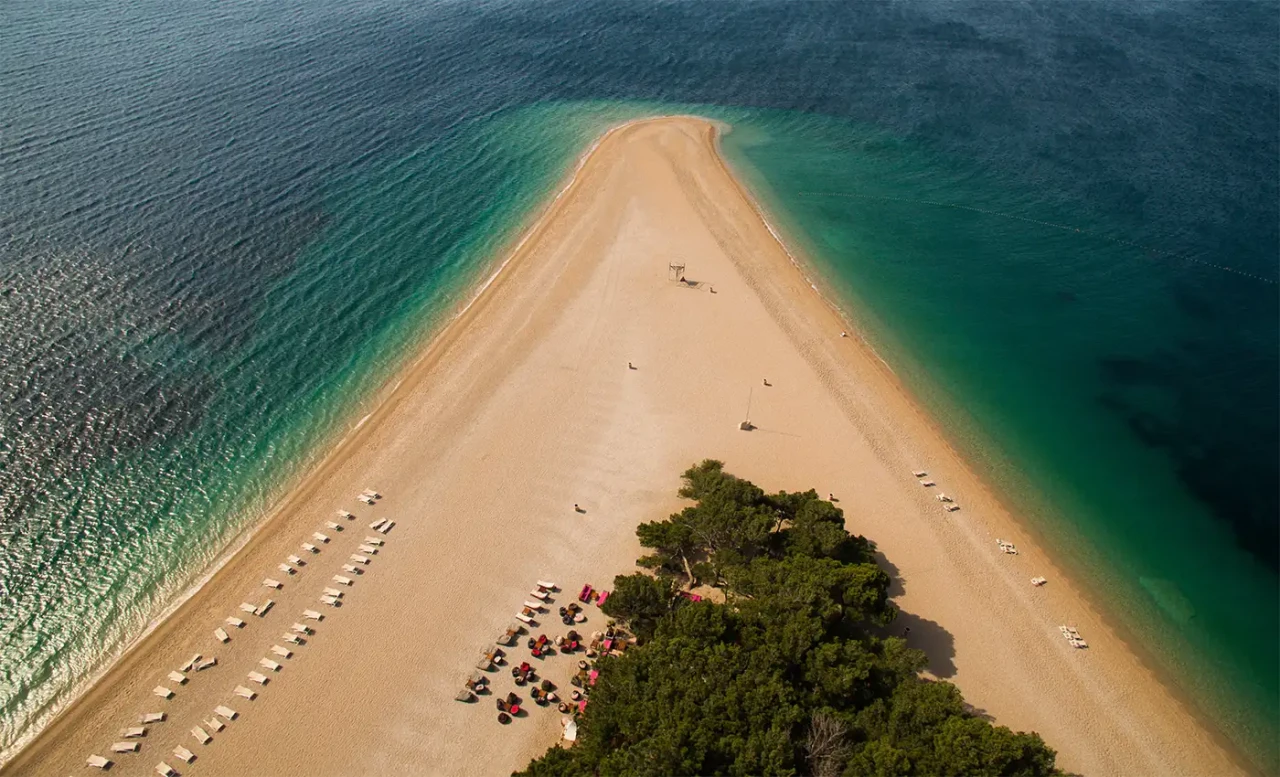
0,0,1275,768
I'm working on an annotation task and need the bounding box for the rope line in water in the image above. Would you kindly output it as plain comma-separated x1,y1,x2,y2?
797,191,1278,286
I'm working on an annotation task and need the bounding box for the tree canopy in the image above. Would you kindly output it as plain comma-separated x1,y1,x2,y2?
518,460,1060,777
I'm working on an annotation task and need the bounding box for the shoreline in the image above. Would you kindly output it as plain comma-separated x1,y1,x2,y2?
710,133,1262,776
2,116,1246,776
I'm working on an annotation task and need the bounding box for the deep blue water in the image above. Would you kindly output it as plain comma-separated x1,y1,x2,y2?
0,0,1275,767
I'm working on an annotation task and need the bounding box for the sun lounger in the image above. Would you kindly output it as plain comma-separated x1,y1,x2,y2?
528,589,549,601
287,554,304,566
363,537,384,546
515,612,535,624
123,726,147,738
301,542,319,553
226,616,246,628
936,493,954,502
456,688,475,702
283,632,302,644
278,563,296,575
312,532,330,543
215,628,230,643
234,685,256,700
320,595,340,606
196,657,217,671
325,521,342,531
912,470,928,477
919,479,936,487
578,584,593,602
154,686,174,699
358,544,378,554
358,494,375,504
86,755,112,769
204,716,224,732
260,658,282,672
215,705,238,720
191,726,211,744
291,622,313,634
349,555,370,564
239,602,258,615
369,518,387,530
263,578,283,589
180,654,200,672
271,645,292,658
141,712,165,724
1031,576,1048,586
168,671,187,685
342,563,362,574
248,671,269,685
597,590,610,607
333,575,353,586
322,587,343,598
111,741,140,753
944,504,960,512
156,763,178,777
173,746,196,764
302,609,323,620
337,509,354,520
536,580,557,590
523,600,544,611
378,521,395,534
258,599,275,616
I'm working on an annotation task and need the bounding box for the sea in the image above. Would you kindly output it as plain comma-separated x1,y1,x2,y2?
0,0,1275,769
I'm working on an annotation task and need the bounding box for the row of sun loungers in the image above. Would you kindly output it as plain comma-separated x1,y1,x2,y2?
1059,625,1088,649
997,539,1018,555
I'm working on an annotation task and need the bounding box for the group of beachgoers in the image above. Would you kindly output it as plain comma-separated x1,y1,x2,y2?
84,489,393,773
460,579,633,729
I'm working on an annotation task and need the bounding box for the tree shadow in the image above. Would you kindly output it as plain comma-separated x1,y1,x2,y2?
874,551,957,679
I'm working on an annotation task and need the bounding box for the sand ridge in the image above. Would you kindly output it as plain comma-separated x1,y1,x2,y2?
1,117,1243,776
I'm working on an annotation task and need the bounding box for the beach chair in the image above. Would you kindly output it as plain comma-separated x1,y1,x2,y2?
282,632,302,644
260,658,283,672
342,563,362,574
258,599,275,616
536,580,557,591
278,563,296,575
248,671,269,685
578,584,593,603
944,504,960,512
111,741,140,753
515,612,535,625
528,589,549,601
301,542,319,553
168,671,187,685
912,470,928,478
364,537,384,546
191,725,211,744
455,688,475,702
378,521,395,534
313,532,330,543
369,518,387,531
234,685,256,700
121,727,145,739
302,609,323,621
173,745,196,764
325,521,342,531
321,595,340,606
86,755,113,769
596,590,610,607
919,479,936,487
323,587,343,598
215,705,238,720
523,600,544,611
156,763,178,777
291,622,312,634
239,602,258,615
180,654,200,672
349,555,370,565
214,628,231,643
936,493,954,503
271,645,292,658
333,575,353,586
226,616,246,629
358,495,376,505
358,544,378,554
140,712,165,724
287,554,304,566
204,716,225,732
337,509,354,520
153,686,174,699
263,578,283,589
1031,576,1048,586
196,657,217,671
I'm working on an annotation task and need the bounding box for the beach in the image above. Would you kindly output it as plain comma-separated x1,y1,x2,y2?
1,117,1246,776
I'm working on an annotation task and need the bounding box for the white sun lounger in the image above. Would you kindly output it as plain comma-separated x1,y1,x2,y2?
278,563,297,575
226,617,246,628
111,741,140,753
239,602,258,614
263,578,283,589
358,495,375,505
215,705,238,720
260,658,282,672
141,712,165,724
528,589,548,600
919,479,936,487
369,518,387,530
944,504,960,512
214,627,230,643
312,532,330,543
363,537,384,546
173,745,196,764
337,509,354,519
515,612,535,624
291,622,313,634
287,554,304,566
301,542,319,553
342,564,362,574
203,716,225,732
156,763,178,777
248,671,269,685
378,521,395,534
325,521,342,531
234,685,256,700
191,726,211,744
86,755,112,769
154,686,174,699
258,599,275,616
282,633,302,644
320,595,340,606
322,587,343,598
1031,576,1048,586
123,726,147,738
332,575,353,586
302,609,323,621
362,489,380,498
523,601,544,611
168,671,187,685
358,544,378,554
936,493,954,502
912,470,928,478
536,580,557,590
196,657,217,671
180,654,200,672
271,645,292,658
349,555,370,564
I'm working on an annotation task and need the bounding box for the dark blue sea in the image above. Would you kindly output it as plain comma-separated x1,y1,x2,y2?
0,0,1275,768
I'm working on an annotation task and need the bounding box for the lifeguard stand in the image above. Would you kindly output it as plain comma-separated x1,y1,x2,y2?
668,261,686,282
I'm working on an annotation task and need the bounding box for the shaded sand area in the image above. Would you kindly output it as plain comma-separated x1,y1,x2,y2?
2,118,1244,777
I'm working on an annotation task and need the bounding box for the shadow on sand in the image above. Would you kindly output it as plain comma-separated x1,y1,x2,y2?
874,551,957,679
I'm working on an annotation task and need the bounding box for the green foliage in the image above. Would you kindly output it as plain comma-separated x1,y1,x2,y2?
518,462,1060,777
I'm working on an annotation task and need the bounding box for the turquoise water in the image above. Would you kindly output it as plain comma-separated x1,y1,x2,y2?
1,0,1275,770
